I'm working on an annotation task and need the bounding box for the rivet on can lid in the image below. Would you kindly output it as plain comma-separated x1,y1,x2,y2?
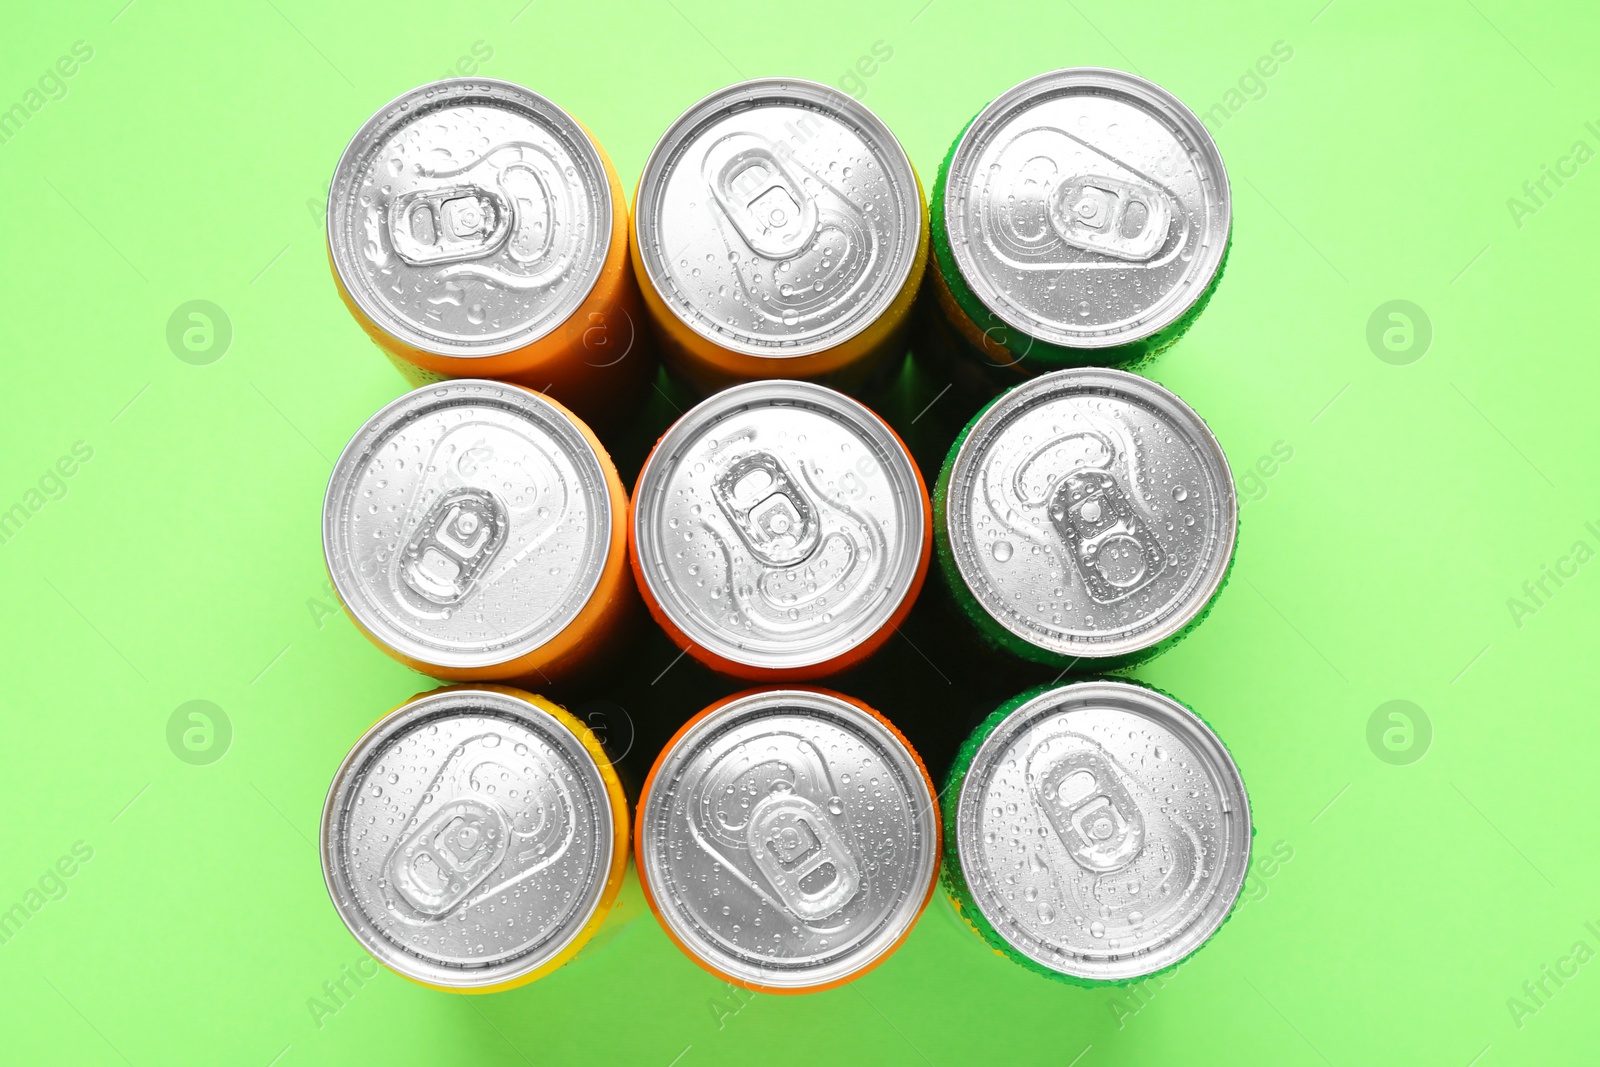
634,79,922,359
324,380,613,670
321,688,617,989
639,689,938,990
942,368,1235,662
953,680,1250,982
633,381,927,673
943,69,1230,351
328,79,613,358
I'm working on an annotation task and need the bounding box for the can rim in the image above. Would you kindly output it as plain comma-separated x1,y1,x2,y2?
636,687,940,992
632,77,922,359
319,686,620,990
943,67,1230,349
631,379,928,671
943,367,1236,659
327,77,613,358
954,679,1250,981
323,379,613,669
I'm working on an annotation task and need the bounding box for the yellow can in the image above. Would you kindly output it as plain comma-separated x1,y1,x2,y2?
319,685,630,992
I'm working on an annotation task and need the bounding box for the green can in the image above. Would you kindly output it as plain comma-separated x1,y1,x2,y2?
942,679,1251,984
930,68,1232,377
933,368,1237,671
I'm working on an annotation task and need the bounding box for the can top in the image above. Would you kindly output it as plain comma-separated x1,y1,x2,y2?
955,681,1250,981
634,381,926,672
943,68,1229,349
944,368,1234,659
634,78,921,359
328,79,613,358
320,687,617,989
640,690,937,990
324,380,613,669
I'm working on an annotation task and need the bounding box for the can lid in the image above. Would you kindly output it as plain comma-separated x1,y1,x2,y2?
640,690,938,990
324,380,612,670
634,381,926,672
328,78,612,358
943,69,1229,350
320,688,616,989
954,681,1250,981
634,78,921,359
943,368,1234,660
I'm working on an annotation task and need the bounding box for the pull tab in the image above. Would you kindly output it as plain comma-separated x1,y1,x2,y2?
1048,174,1173,262
1049,470,1165,603
386,798,510,917
704,134,819,260
712,452,820,567
746,791,860,921
400,488,508,606
1031,743,1145,874
388,184,513,266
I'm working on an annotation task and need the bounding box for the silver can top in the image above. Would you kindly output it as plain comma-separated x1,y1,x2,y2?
640,689,937,989
944,368,1234,659
324,380,613,669
943,69,1230,349
321,687,617,988
634,78,922,359
328,79,612,357
633,381,926,672
956,680,1250,981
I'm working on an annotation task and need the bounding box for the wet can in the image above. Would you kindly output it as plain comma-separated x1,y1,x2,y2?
631,380,930,680
327,79,653,426
323,379,634,685
320,684,630,992
631,79,927,394
637,688,939,993
942,679,1251,984
935,368,1236,670
930,69,1231,379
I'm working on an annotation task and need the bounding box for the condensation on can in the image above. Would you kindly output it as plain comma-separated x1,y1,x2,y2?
320,685,631,992
935,368,1236,670
931,69,1231,375
323,379,634,684
631,380,930,680
327,79,654,426
636,687,939,993
632,79,927,395
941,679,1251,985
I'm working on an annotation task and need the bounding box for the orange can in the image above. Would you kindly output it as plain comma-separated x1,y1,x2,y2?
630,380,931,681
636,687,940,993
321,684,630,992
327,79,653,427
631,78,926,395
322,379,634,686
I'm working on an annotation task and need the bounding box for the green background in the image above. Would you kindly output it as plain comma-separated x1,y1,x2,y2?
3,0,1596,1063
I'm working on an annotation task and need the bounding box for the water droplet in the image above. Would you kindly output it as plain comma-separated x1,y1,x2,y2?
992,540,1014,562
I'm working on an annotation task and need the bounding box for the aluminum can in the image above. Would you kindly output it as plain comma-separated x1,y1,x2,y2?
632,78,926,393
935,368,1235,669
636,688,939,992
942,679,1250,983
631,380,929,680
931,69,1231,375
320,685,630,992
323,379,633,684
327,79,652,425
